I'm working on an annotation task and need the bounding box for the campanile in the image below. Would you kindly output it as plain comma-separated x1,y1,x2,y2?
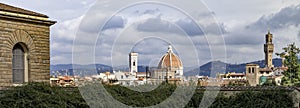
264,30,274,68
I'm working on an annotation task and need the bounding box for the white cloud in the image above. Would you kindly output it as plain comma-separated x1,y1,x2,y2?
52,16,83,41
3,0,300,67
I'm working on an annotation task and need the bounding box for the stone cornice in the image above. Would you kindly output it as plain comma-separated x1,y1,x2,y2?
0,13,56,26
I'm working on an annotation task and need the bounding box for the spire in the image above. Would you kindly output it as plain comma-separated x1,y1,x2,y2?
268,28,270,34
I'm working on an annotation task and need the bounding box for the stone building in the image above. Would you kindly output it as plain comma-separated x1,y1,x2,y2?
0,3,56,86
245,64,260,86
217,72,246,80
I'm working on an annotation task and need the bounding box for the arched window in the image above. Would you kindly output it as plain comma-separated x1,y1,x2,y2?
12,43,29,84
12,44,25,83
248,67,251,73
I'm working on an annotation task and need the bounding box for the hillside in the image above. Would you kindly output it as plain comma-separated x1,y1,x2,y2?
184,58,283,77
50,64,113,76
50,58,283,77
50,64,149,76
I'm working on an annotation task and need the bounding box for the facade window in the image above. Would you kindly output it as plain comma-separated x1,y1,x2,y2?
252,67,255,73
13,44,25,83
248,67,251,73
121,75,123,79
266,72,269,74
133,61,136,66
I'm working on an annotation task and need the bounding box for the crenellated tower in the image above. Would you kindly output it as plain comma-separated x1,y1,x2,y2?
264,30,274,68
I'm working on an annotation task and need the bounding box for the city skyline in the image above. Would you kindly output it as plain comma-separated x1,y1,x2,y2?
2,0,300,67
0,2,298,107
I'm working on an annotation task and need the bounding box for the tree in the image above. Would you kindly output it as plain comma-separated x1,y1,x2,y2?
276,43,300,86
262,79,276,86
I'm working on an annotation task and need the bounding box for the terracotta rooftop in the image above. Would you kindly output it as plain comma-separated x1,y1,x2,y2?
158,53,183,68
60,76,73,81
259,68,273,72
0,3,48,18
246,63,259,66
276,67,288,71
158,45,183,69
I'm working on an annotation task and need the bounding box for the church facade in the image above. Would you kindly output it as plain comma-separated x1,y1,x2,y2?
0,3,55,86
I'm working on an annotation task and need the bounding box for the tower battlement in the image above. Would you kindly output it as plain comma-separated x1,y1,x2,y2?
264,31,274,68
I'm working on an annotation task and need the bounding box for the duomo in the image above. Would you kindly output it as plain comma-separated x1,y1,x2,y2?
98,31,288,86
98,45,185,85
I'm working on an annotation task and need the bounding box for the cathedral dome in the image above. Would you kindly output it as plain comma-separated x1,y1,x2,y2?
158,45,183,69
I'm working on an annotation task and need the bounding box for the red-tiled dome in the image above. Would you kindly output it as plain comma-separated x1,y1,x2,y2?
158,45,183,69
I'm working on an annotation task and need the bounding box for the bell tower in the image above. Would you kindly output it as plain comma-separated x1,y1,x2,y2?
129,52,138,73
264,30,274,68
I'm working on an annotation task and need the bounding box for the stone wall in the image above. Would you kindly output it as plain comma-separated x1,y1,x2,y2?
0,17,54,86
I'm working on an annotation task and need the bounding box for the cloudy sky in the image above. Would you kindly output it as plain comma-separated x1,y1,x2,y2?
1,0,300,68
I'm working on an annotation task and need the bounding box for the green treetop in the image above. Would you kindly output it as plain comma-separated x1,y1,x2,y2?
276,43,300,86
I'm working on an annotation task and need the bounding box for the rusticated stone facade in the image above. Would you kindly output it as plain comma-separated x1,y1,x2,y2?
0,3,55,86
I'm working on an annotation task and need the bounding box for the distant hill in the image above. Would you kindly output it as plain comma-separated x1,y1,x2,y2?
111,65,148,72
184,61,227,77
51,58,283,77
184,58,283,77
50,64,113,76
50,64,148,76
51,64,112,71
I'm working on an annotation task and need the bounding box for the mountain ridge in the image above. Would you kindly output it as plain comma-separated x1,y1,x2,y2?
184,58,283,77
50,58,284,77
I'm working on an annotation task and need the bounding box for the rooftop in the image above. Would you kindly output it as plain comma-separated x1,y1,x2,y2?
259,68,273,72
0,3,48,18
